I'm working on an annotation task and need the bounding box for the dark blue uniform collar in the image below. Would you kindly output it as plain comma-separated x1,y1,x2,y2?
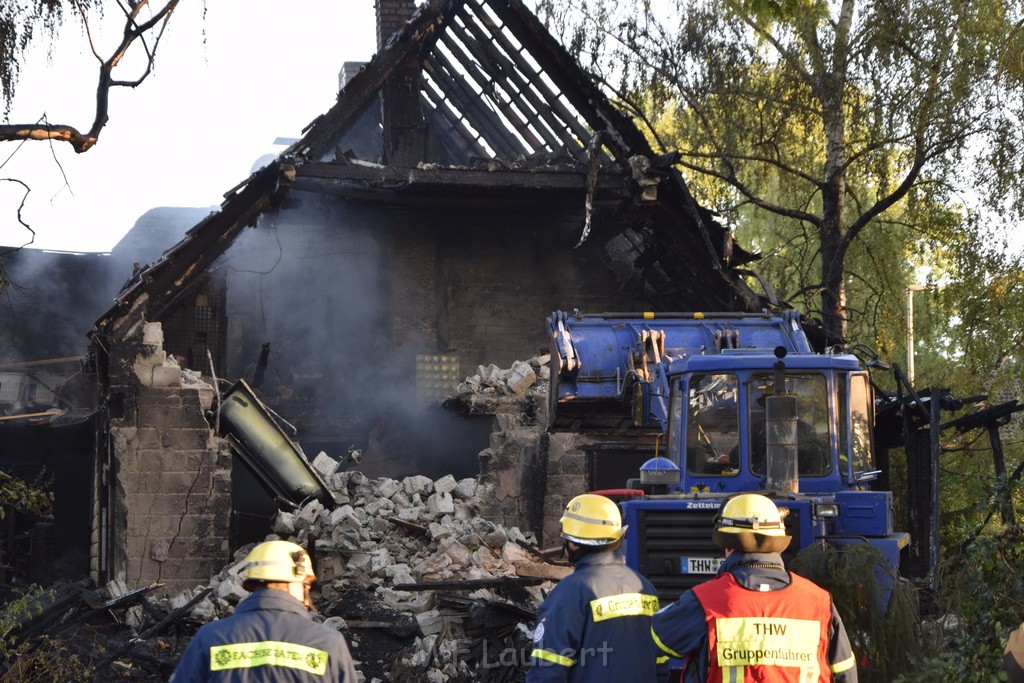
720,551,785,573
572,549,626,569
237,588,311,616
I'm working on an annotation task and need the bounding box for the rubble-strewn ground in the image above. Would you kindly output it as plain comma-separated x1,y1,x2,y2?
4,468,566,681
171,469,564,682
1,359,565,681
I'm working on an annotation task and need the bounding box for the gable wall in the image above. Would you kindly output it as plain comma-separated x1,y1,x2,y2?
217,194,644,484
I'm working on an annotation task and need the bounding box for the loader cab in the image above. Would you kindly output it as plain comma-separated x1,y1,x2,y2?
664,354,876,494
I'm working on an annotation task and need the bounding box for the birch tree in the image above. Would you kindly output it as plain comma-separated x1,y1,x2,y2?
540,0,1024,345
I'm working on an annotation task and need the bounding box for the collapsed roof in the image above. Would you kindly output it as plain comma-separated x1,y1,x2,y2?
95,0,762,334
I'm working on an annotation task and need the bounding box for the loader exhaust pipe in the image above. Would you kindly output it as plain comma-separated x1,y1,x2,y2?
765,347,799,493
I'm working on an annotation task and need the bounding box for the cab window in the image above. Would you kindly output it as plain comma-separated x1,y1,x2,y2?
839,373,875,478
686,373,739,476
748,373,831,477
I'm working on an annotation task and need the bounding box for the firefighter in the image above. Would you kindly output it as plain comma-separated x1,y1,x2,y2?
651,494,857,682
171,540,358,682
527,493,661,682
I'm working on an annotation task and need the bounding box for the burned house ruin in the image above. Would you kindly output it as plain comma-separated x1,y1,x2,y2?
18,0,766,594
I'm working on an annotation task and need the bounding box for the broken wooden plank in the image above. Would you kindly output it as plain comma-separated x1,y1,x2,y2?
345,620,398,629
513,561,571,581
514,538,569,565
81,584,160,611
91,587,213,674
0,410,63,422
0,356,83,371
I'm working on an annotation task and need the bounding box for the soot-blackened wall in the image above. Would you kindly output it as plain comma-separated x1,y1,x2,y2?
219,193,643,481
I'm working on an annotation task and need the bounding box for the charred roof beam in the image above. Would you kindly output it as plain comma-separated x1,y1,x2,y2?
446,13,591,160
480,0,662,162
294,161,632,191
436,32,552,155
420,91,492,159
466,0,604,160
424,52,528,157
95,162,290,331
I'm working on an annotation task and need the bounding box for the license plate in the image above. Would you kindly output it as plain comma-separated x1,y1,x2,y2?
680,557,723,574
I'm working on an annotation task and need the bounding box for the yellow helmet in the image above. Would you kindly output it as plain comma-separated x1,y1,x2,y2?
559,494,627,546
242,540,315,590
712,494,791,553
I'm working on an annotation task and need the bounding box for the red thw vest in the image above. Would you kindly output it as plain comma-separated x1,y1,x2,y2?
692,572,832,683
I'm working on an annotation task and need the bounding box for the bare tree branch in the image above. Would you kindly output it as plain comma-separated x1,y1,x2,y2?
0,178,35,253
676,157,824,226
0,0,180,153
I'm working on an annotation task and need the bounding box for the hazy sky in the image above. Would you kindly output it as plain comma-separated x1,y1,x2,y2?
0,1,378,253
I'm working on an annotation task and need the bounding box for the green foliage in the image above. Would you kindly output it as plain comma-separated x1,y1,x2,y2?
0,589,91,680
898,526,1024,681
0,585,51,661
539,0,1024,672
0,470,52,519
538,0,1024,342
1,1,66,115
0,567,90,681
0,636,91,682
789,542,922,682
732,0,829,26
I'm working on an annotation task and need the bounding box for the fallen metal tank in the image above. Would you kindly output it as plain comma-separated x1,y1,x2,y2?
218,379,335,509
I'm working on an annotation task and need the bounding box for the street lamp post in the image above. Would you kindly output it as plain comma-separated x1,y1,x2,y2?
906,284,928,385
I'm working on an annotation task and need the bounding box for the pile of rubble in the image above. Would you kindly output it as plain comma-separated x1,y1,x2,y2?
445,356,550,415
165,467,568,682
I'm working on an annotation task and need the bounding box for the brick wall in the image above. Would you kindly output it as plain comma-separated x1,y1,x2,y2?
386,203,644,379
477,412,545,534
106,322,231,595
218,198,646,512
540,433,591,545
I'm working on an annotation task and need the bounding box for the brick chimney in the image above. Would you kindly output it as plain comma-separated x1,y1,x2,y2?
376,0,417,50
339,61,367,92
375,0,426,165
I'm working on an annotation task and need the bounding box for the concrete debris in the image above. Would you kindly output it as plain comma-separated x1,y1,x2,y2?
505,360,537,396
165,460,562,681
451,477,477,500
151,355,567,679
149,538,170,562
312,451,342,478
456,355,549,400
181,368,216,410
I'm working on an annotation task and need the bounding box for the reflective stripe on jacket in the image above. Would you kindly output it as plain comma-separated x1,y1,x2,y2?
526,550,660,682
694,572,830,683
170,589,357,682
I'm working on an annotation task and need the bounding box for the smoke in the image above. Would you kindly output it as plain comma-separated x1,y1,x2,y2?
0,249,121,364
217,193,490,480
0,207,214,414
